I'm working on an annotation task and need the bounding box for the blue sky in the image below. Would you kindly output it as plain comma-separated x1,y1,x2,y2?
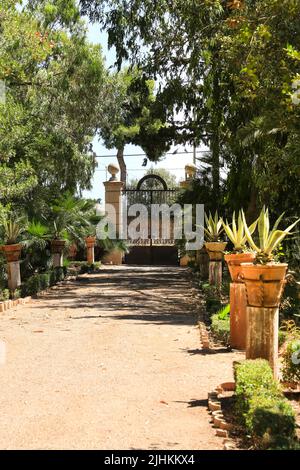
84,22,199,202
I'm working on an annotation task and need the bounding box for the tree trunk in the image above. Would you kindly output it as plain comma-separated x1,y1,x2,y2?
117,146,126,186
211,60,221,206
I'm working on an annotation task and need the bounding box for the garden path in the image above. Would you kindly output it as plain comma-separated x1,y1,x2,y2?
0,266,242,449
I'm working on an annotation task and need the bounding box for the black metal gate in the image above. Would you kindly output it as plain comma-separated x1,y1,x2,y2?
122,174,180,265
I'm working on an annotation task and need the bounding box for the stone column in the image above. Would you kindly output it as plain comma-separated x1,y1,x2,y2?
179,164,197,265
196,247,209,280
7,261,21,291
246,306,279,378
230,283,247,350
51,240,66,268
103,164,124,265
209,261,222,287
85,237,96,264
2,244,22,293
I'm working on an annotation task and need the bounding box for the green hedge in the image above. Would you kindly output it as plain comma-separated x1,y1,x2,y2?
234,359,296,449
21,267,67,297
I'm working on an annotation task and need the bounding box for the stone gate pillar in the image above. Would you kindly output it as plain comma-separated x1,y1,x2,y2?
103,164,124,265
179,164,197,266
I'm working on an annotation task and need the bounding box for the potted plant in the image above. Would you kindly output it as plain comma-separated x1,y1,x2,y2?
204,211,227,261
222,211,257,350
240,207,300,308
1,218,25,262
223,211,257,282
50,219,67,255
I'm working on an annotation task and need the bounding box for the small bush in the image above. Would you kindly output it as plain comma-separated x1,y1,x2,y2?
21,268,66,297
39,273,50,290
234,359,296,448
21,274,41,296
49,270,57,286
282,339,300,384
79,262,101,274
249,395,296,442
211,304,230,344
211,315,230,344
0,288,10,301
55,267,65,282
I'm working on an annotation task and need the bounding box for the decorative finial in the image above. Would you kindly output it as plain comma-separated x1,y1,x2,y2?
185,163,197,181
107,164,120,181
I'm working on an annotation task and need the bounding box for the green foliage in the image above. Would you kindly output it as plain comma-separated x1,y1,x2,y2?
21,267,66,296
223,211,257,252
0,1,107,214
79,262,101,274
98,68,172,164
280,321,300,384
234,359,296,449
204,211,224,242
282,339,300,384
0,288,10,302
21,274,41,297
242,207,300,264
81,0,300,229
1,216,26,245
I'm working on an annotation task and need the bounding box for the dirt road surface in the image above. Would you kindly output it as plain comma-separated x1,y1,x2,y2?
0,266,242,450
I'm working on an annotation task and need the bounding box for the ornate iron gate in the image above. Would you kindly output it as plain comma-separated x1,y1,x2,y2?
122,174,180,265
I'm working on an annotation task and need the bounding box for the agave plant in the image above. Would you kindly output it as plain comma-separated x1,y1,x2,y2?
242,207,300,264
2,217,26,245
223,211,258,252
204,211,224,242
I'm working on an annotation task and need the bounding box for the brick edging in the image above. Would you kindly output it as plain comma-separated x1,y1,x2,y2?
0,296,32,313
208,382,236,450
0,275,77,314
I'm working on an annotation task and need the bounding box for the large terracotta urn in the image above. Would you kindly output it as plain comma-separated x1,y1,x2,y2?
205,242,227,286
1,243,22,263
205,242,227,261
224,252,256,283
238,263,288,308
224,252,256,351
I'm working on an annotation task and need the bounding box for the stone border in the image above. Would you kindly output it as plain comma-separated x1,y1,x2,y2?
0,275,78,315
199,320,211,349
0,296,32,313
208,382,236,450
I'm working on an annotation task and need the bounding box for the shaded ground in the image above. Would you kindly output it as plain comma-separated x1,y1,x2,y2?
0,266,242,450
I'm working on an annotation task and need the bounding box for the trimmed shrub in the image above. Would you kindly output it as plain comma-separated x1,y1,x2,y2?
49,270,57,286
234,360,296,448
21,268,66,297
39,273,50,290
55,267,65,282
21,274,41,296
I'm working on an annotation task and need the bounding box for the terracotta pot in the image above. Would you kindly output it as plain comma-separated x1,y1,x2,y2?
205,242,227,261
224,252,256,283
1,243,22,262
238,263,288,308
51,239,66,254
84,236,96,248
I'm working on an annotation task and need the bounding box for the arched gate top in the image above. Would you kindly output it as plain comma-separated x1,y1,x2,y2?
136,174,168,190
